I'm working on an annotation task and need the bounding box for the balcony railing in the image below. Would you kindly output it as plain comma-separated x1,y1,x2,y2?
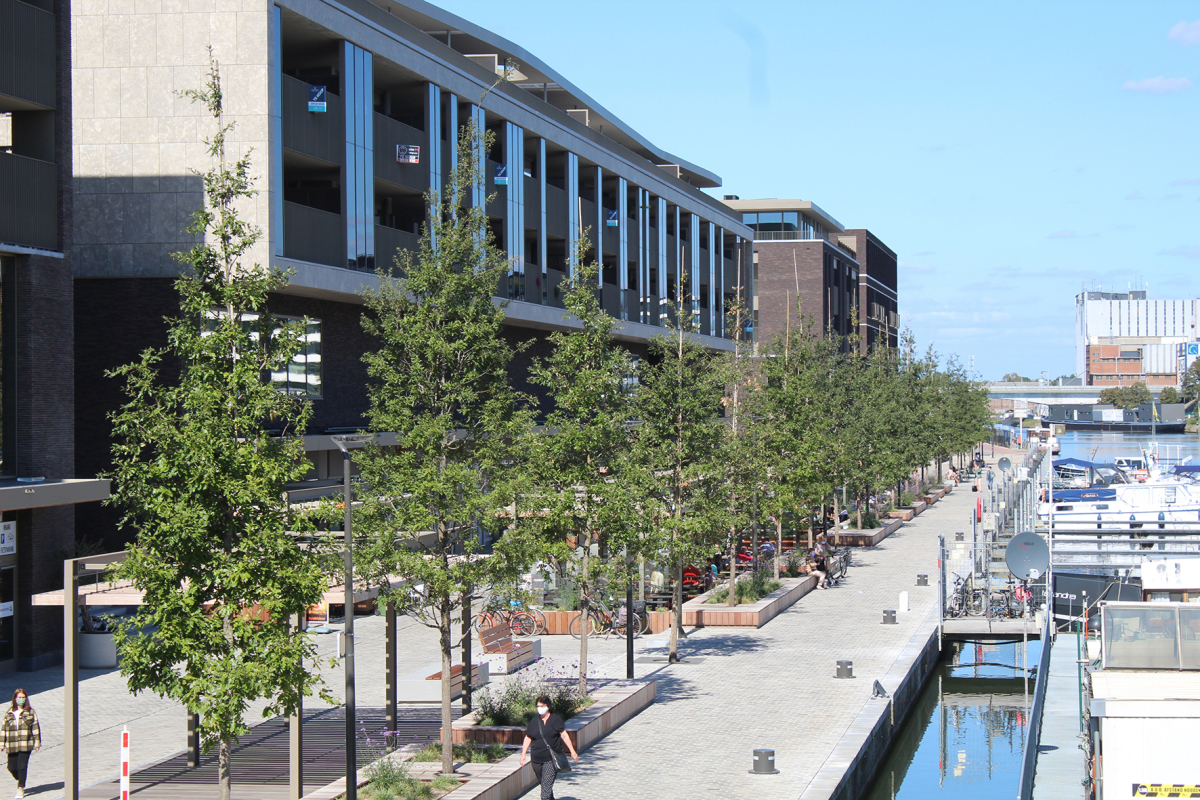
0,0,55,108
283,201,343,268
0,152,57,250
751,230,822,242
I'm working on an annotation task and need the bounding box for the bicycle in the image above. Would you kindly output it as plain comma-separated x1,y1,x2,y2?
569,594,648,639
474,599,538,637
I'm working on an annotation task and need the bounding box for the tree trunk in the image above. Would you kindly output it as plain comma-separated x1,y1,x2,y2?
577,538,591,695
807,507,814,551
460,588,473,713
774,516,782,581
727,522,738,607
440,594,454,776
669,558,684,662
219,737,231,800
856,490,863,530
832,492,841,547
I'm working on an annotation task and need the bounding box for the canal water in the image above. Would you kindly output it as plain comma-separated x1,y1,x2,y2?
1055,431,1200,465
864,639,1041,800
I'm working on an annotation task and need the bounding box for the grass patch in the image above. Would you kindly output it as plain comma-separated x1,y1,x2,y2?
706,573,782,604
410,741,508,764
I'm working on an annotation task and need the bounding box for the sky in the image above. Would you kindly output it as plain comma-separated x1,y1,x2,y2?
429,0,1200,380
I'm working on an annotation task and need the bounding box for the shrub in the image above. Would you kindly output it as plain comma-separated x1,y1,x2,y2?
858,511,879,530
706,572,781,604
474,662,592,726
411,741,507,764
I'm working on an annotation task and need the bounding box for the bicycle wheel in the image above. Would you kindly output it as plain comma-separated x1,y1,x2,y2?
568,612,602,639
967,590,987,616
527,607,548,635
509,611,537,637
474,610,500,632
834,557,848,581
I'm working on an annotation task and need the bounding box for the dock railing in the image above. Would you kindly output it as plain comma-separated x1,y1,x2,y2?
1017,612,1055,800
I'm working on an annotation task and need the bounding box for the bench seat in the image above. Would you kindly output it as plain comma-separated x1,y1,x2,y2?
478,624,539,674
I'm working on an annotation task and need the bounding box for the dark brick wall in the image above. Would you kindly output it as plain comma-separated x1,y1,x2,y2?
754,240,827,351
844,229,898,352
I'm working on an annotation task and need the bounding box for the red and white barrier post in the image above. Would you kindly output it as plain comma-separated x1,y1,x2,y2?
119,726,130,800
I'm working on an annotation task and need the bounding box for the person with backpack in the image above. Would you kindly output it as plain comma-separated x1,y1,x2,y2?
1,689,41,798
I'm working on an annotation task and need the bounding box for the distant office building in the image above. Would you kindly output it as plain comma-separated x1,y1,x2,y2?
71,1,754,551
721,198,897,352
1,0,109,672
1075,290,1199,387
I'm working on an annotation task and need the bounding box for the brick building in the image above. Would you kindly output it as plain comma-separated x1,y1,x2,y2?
721,198,898,353
1,0,109,672
1075,290,1199,387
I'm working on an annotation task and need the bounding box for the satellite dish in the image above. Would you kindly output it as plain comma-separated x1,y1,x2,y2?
1005,531,1050,581
998,457,1012,472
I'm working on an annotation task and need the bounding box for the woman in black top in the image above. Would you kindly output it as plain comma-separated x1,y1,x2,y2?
519,695,579,800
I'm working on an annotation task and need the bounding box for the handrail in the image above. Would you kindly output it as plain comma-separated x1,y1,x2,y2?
1017,613,1055,800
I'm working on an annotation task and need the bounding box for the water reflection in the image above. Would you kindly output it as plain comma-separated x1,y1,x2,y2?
865,640,1040,800
1056,431,1200,465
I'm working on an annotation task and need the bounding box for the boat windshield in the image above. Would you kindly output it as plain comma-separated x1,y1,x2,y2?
1092,465,1131,486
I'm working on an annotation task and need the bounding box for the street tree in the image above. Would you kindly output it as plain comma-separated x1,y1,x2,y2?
106,57,326,800
1160,386,1181,404
353,119,531,776
524,245,643,694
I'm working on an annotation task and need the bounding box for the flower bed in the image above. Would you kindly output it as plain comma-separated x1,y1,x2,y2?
705,574,781,604
472,662,592,729
682,576,815,628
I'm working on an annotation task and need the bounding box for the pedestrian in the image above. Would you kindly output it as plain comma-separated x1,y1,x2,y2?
519,695,579,800
1,688,41,798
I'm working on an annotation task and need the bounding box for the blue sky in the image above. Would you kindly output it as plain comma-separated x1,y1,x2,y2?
432,0,1200,380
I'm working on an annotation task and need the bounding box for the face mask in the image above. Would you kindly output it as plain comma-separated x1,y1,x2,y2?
15,698,25,707
536,706,548,716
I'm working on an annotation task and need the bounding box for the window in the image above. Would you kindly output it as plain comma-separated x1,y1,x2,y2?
203,311,322,398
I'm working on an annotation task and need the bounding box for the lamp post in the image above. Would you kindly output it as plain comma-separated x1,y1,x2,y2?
332,434,375,800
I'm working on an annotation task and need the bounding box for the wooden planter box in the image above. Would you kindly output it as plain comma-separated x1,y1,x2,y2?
839,518,903,547
541,609,672,635
645,611,672,633
679,576,815,628
445,680,656,748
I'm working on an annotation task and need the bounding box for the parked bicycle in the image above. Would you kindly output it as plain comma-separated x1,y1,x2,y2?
474,598,538,637
569,594,648,639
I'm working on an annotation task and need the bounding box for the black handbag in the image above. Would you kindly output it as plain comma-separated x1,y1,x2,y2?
538,715,572,773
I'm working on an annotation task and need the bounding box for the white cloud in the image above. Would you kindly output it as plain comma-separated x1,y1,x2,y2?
1171,177,1200,185
1047,230,1076,239
1162,245,1200,259
1122,76,1192,94
1168,19,1200,46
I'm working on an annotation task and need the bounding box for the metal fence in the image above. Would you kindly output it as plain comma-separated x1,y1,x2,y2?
1017,613,1055,800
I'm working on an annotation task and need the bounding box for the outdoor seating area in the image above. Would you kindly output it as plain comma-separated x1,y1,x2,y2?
477,623,539,674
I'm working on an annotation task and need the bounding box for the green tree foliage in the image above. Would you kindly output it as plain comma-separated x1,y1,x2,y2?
106,58,325,800
1159,386,1181,404
1099,383,1153,409
1184,361,1200,405
524,245,643,693
637,296,730,661
354,120,531,776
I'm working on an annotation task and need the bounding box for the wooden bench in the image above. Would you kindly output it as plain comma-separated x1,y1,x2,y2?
396,660,489,703
478,624,539,675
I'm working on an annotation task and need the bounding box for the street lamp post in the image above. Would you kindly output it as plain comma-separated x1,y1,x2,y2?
332,434,375,800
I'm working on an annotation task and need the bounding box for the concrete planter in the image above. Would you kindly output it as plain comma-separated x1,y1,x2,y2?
79,632,117,669
839,518,904,547
444,681,656,748
680,576,815,628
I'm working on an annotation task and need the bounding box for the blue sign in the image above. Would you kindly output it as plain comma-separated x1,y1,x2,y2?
606,209,619,227
493,164,508,185
308,84,327,113
1189,343,1200,356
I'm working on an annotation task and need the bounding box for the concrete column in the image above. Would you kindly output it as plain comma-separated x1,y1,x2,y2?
617,176,628,320
566,152,579,278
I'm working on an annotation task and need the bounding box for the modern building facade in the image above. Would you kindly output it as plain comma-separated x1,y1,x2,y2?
721,198,897,352
1,0,109,672
1075,290,1199,387
71,1,753,549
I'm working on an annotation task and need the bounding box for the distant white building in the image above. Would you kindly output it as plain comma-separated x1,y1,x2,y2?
1075,290,1200,388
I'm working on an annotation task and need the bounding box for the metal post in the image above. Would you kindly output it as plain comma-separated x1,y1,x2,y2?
386,601,397,751
64,559,78,800
626,573,634,679
342,451,357,800
188,710,201,768
289,613,303,799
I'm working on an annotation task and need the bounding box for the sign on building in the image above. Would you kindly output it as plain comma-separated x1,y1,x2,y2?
606,209,619,227
307,84,327,113
493,164,508,185
0,522,13,557
396,144,420,164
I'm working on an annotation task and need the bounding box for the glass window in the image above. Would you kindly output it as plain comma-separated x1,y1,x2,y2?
741,213,757,227
782,212,798,232
757,212,782,232
272,318,322,398
1104,606,1179,668
0,258,12,478
1182,608,1200,668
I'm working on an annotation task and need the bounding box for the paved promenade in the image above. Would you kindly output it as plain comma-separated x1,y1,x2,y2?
520,475,982,800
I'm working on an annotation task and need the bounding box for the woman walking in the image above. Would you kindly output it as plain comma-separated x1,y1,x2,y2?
519,695,579,800
0,689,41,798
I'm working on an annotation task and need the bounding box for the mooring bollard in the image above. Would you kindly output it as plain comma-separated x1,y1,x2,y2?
955,531,964,542
749,749,779,775
836,660,854,678
882,609,897,625
917,574,929,586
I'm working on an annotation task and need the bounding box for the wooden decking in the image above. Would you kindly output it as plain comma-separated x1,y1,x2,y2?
79,706,459,800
